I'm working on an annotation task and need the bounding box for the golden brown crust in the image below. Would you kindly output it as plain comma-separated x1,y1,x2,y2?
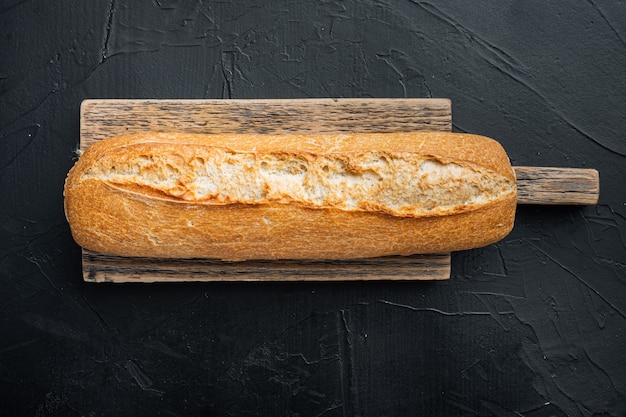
64,132,517,260
70,131,516,180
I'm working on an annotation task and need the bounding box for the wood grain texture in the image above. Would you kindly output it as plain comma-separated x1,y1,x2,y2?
514,166,599,205
77,99,600,282
82,251,451,283
80,98,452,150
79,98,453,282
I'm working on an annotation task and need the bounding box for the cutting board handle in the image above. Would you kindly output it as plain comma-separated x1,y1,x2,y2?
514,166,599,205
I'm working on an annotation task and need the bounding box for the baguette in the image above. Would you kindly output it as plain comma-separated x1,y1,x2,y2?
64,132,517,260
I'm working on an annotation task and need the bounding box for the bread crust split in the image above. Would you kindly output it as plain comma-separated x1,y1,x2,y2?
64,132,517,260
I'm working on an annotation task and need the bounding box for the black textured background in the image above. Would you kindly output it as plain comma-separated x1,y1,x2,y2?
1,1,625,416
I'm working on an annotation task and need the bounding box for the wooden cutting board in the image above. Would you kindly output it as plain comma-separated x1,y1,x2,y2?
78,98,599,283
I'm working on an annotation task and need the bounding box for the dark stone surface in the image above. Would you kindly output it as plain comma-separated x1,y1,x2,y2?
1,1,625,415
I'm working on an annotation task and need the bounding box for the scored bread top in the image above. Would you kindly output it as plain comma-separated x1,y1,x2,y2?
67,132,517,218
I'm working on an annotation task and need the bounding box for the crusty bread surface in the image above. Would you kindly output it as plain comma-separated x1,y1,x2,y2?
64,132,517,260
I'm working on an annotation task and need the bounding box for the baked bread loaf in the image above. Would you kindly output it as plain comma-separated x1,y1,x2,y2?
64,132,517,260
